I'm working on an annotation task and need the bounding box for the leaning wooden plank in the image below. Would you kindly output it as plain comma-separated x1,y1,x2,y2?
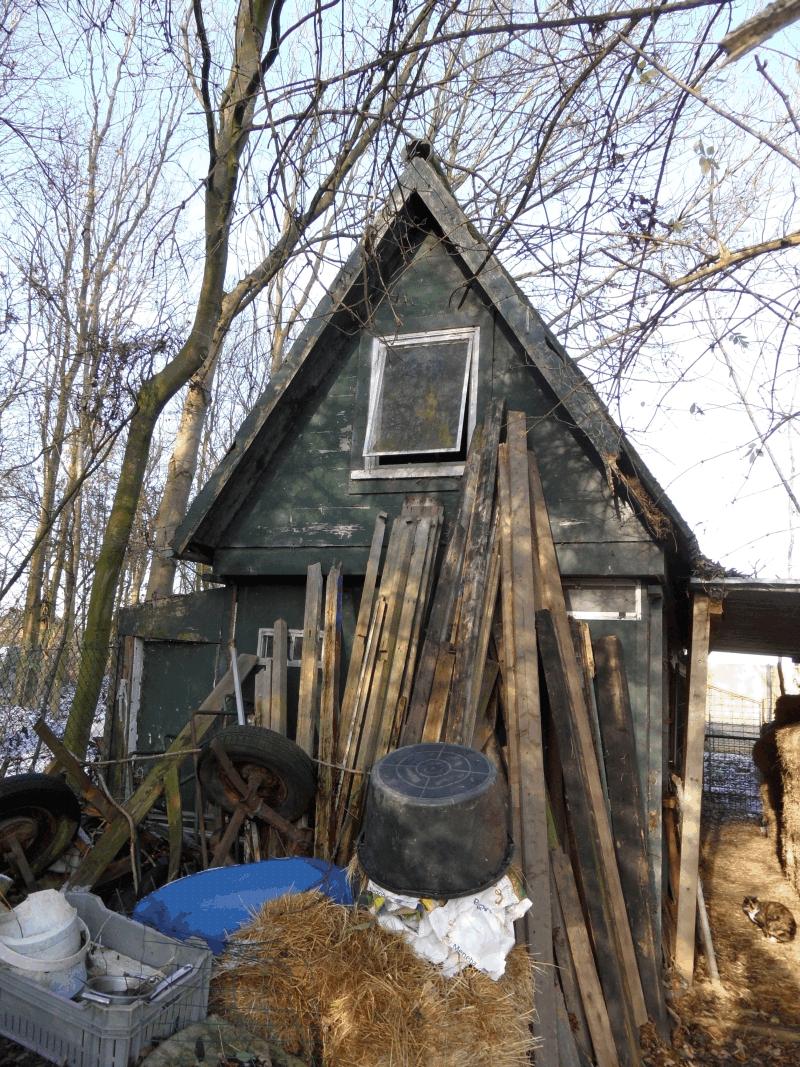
503,411,557,1067
538,609,641,1067
401,424,485,745
393,504,443,748
373,515,437,756
571,618,610,810
447,399,504,744
336,517,417,859
333,598,387,858
163,763,183,884
253,662,272,729
551,845,620,1067
550,864,593,1065
315,562,342,860
675,593,711,985
297,564,324,756
67,654,260,889
337,514,386,762
496,444,524,864
593,634,668,1037
34,719,116,822
527,445,647,1028
271,619,289,735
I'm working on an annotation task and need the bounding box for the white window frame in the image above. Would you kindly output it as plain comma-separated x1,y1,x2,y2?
563,580,642,621
352,326,480,480
257,627,322,667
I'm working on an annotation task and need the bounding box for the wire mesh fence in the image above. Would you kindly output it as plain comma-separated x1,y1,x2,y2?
0,642,112,775
703,683,767,823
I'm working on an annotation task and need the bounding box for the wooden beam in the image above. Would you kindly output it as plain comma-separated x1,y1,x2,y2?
674,593,711,984
502,411,557,1067
401,425,485,745
527,444,648,1029
271,619,289,735
538,610,642,1067
315,562,342,860
297,564,324,755
336,514,386,763
163,763,183,883
253,661,272,729
551,846,619,1067
593,634,668,1039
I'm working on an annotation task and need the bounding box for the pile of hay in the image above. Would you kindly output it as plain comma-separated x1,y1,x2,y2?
211,891,536,1067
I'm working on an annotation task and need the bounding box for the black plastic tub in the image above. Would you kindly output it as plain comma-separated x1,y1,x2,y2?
357,742,512,898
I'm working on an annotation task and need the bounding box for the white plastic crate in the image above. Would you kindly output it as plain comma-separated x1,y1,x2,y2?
0,892,211,1067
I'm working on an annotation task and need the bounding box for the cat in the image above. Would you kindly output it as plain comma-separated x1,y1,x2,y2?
742,896,797,943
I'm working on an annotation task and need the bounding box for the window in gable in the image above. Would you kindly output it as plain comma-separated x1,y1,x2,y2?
353,326,479,479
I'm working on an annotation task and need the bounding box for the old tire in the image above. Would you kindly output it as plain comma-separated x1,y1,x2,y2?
198,726,316,821
0,773,81,876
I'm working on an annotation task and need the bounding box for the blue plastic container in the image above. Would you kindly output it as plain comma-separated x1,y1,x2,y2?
133,857,352,953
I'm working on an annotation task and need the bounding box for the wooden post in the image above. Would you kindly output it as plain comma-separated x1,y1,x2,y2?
315,562,342,860
271,619,289,735
254,661,273,729
674,593,711,984
297,564,324,755
527,445,647,1030
502,411,557,1066
163,763,183,883
593,634,668,1038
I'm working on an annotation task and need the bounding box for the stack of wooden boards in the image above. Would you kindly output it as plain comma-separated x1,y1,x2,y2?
312,407,669,1066
50,405,671,1066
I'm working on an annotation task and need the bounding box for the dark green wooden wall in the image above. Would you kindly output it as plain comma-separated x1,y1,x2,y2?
217,231,659,582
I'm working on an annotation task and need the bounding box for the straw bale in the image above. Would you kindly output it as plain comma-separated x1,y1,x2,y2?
776,722,800,894
211,891,536,1067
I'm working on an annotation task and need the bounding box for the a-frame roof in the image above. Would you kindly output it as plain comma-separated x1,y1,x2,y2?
174,150,700,567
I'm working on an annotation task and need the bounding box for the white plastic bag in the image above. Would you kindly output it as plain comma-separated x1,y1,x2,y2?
366,874,531,980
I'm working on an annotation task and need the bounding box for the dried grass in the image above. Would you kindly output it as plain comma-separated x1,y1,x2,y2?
211,891,536,1067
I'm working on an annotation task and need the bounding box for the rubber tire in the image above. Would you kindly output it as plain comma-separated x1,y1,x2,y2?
0,773,81,876
197,726,316,820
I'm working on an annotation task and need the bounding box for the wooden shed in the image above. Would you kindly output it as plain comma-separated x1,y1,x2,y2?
115,145,702,910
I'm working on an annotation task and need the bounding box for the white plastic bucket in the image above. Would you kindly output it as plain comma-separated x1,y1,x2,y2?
0,890,89,997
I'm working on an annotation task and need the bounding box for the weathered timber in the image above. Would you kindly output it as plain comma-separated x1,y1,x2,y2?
502,411,557,1067
675,593,711,984
336,514,416,858
333,597,386,855
401,424,485,745
271,619,289,735
447,399,504,743
253,662,272,729
374,513,439,755
297,564,324,755
67,654,260,889
420,650,455,743
537,609,642,1067
593,634,668,1038
315,562,342,860
163,763,183,883
550,865,593,1065
551,845,620,1067
34,719,116,822
496,444,523,863
336,514,386,766
527,447,647,1029
570,618,610,810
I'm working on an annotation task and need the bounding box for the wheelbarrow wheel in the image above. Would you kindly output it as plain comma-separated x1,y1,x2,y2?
197,725,316,821
0,773,81,876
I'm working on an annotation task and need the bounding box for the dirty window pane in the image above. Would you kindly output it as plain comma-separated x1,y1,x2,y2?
563,582,640,620
369,338,471,456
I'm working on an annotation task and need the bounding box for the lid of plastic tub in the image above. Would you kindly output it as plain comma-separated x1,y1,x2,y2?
372,743,495,803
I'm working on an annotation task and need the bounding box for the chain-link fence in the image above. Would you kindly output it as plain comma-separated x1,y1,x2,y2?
0,643,112,775
703,683,768,823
